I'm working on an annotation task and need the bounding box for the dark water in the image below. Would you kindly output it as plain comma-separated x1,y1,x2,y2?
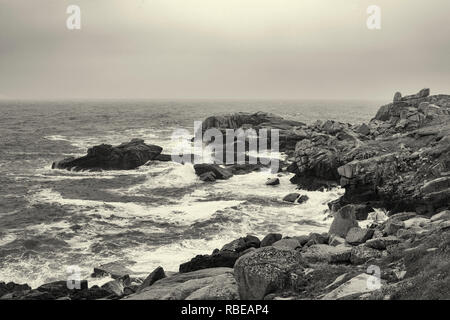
0,99,381,287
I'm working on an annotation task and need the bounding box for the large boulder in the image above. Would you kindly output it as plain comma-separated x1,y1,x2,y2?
233,247,307,300
52,139,162,171
198,111,306,153
124,268,238,300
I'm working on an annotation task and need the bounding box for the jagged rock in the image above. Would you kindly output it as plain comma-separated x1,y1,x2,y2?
297,195,309,204
92,262,133,279
194,164,233,180
260,233,283,247
199,171,216,182
137,267,166,293
301,244,351,263
36,280,88,299
234,247,307,300
394,92,402,102
154,154,172,162
383,219,405,236
124,268,239,300
265,178,280,186
220,235,261,252
328,206,359,237
272,239,301,250
356,123,370,136
198,111,306,152
0,282,31,296
52,139,162,171
101,275,131,297
345,227,374,245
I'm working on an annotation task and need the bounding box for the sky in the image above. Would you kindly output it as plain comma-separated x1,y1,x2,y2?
0,0,449,100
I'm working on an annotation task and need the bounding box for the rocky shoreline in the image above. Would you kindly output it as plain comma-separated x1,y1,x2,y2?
1,89,449,300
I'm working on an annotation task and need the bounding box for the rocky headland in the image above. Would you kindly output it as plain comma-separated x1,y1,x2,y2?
2,89,449,300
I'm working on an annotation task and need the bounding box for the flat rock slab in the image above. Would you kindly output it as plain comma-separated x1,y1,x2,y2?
124,268,238,300
365,236,401,250
322,273,384,300
302,244,351,263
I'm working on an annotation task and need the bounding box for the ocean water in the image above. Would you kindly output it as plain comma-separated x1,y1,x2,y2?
0,99,381,288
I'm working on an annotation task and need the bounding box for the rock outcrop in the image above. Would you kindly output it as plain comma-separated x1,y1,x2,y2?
52,139,162,171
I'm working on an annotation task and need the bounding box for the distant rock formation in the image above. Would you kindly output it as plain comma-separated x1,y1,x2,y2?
52,138,162,171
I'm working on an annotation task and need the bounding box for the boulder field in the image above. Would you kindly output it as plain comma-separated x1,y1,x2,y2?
21,88,448,300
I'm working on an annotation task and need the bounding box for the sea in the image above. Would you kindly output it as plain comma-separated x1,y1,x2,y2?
0,99,382,288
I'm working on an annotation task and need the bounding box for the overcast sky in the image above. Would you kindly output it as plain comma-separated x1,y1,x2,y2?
0,0,449,100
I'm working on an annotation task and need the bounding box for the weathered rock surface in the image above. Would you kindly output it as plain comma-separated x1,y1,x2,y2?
350,246,383,265
124,268,239,300
52,139,163,171
301,244,352,263
234,247,307,300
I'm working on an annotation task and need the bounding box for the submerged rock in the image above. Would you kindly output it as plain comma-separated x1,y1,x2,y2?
265,178,280,186
52,139,162,171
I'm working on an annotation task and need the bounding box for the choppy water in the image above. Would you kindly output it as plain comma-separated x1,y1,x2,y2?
0,99,381,288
